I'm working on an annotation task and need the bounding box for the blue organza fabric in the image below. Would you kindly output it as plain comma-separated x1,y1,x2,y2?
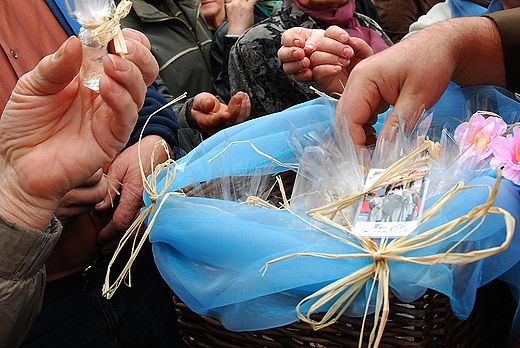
146,86,520,343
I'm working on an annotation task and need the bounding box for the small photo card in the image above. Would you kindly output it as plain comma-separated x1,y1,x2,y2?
353,167,429,238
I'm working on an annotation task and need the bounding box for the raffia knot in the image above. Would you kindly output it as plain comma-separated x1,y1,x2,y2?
371,249,384,263
147,192,159,203
83,0,132,56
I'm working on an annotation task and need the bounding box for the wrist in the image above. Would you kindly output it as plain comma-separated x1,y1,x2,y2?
449,17,505,87
140,135,171,174
227,23,249,36
0,167,58,230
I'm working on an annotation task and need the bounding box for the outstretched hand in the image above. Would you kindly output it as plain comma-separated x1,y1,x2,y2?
0,29,158,230
335,16,506,152
191,91,251,135
95,135,168,255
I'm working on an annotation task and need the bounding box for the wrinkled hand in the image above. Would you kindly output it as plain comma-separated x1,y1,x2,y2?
279,26,374,95
191,92,251,135
95,135,168,254
0,29,158,230
226,0,259,35
55,169,108,226
335,17,505,152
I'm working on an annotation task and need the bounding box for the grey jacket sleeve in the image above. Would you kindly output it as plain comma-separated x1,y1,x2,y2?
0,216,62,348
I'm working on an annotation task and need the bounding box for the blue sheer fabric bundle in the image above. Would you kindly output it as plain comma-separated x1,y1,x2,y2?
146,86,520,342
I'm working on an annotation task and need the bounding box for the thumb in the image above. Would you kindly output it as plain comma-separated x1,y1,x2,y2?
20,37,82,96
201,94,219,113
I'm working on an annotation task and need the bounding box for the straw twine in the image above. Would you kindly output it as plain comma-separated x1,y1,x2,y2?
103,134,296,297
82,0,132,57
102,92,186,298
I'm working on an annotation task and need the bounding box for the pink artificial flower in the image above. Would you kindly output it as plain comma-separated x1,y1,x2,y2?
454,113,507,161
490,127,520,185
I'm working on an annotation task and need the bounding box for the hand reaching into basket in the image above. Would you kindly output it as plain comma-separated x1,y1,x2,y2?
278,26,374,96
335,15,508,151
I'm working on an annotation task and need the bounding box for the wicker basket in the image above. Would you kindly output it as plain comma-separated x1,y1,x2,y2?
174,279,515,348
174,172,517,348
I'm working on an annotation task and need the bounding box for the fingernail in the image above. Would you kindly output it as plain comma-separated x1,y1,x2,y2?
339,33,349,42
108,54,131,72
122,28,140,41
95,199,106,209
343,47,354,57
124,40,135,55
53,37,72,60
339,57,349,66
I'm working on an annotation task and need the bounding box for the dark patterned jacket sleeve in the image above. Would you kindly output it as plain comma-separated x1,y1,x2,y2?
228,12,319,119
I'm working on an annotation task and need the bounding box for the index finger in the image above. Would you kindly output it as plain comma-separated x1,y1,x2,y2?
121,28,151,50
323,25,350,44
378,85,432,141
335,64,389,149
120,28,158,86
278,45,306,64
280,27,312,48
303,30,325,54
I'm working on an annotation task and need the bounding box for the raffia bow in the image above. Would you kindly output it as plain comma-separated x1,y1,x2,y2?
83,0,132,57
102,93,187,299
262,140,515,348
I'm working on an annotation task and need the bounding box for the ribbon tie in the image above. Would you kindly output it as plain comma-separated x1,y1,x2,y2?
83,0,133,57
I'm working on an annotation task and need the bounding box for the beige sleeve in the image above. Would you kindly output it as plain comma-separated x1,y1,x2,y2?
0,216,62,348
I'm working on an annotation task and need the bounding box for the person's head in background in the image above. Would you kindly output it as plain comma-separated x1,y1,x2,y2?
201,0,226,31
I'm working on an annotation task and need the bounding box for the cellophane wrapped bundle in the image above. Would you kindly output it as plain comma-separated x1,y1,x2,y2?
64,0,131,90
